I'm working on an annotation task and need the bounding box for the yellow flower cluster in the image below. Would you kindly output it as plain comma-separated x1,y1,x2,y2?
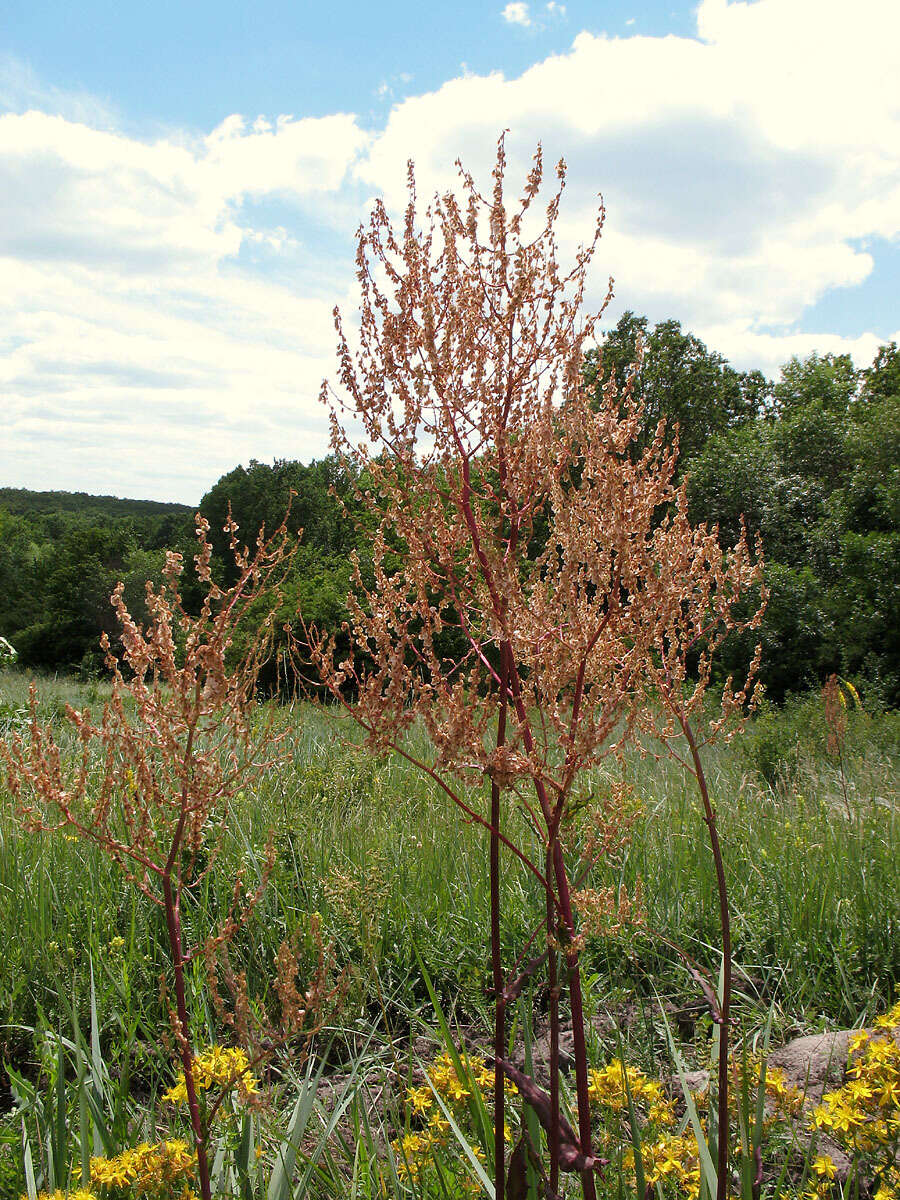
624,1134,702,1199
390,1053,513,1191
161,1045,259,1105
757,1063,805,1117
806,999,900,1200
26,1191,95,1200
388,1012,899,1200
588,1061,676,1126
427,1052,515,1105
590,1053,805,1198
590,1061,702,1197
89,1140,196,1198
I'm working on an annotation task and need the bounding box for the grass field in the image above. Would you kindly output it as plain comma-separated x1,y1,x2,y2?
1,667,898,1198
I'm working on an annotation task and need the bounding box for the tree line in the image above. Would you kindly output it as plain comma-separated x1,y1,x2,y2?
1,317,897,706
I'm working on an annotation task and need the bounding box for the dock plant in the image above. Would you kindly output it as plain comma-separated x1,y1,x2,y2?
312,137,765,1198
2,513,322,1200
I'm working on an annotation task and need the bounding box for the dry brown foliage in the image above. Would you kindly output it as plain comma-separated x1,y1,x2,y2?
314,144,763,794
1,512,337,1200
310,136,766,1198
5,515,293,922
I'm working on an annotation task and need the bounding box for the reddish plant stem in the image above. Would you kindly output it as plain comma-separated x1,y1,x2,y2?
159,700,211,1200
163,873,212,1200
551,840,598,1200
546,848,560,1197
502,664,598,1198
426,379,598,1194
491,643,510,1200
680,714,731,1200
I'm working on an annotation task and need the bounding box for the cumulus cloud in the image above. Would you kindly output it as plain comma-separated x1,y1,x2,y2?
502,3,532,28
2,0,899,500
357,0,900,372
0,106,370,500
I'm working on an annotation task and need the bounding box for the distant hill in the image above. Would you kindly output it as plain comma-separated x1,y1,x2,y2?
0,486,196,674
0,487,192,521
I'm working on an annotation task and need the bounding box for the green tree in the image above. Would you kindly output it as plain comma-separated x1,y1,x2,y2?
10,521,142,672
0,510,44,647
862,341,900,401
686,346,899,704
584,311,766,464
199,457,356,583
773,351,857,416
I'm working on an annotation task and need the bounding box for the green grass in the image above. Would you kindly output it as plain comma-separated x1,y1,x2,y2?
2,670,897,1060
1,667,898,1197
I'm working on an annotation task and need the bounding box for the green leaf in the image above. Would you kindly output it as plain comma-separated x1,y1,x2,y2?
22,1120,37,1200
52,1037,67,1190
267,1079,318,1200
658,1001,718,1199
235,1113,255,1200
423,1075,495,1196
617,1031,646,1200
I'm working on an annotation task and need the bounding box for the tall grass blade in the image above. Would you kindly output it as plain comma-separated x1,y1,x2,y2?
22,1121,37,1200
78,1071,91,1187
292,1070,360,1195
52,1037,67,1190
235,1113,255,1200
658,1002,718,1199
617,1030,646,1200
422,1074,494,1196
267,1072,320,1200
521,997,542,1199
413,947,493,1162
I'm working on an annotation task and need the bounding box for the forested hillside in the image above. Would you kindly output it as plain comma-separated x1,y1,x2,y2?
0,490,193,673
0,488,192,523
2,319,897,704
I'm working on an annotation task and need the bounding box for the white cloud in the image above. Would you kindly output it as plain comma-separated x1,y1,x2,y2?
502,3,532,28
0,108,369,277
3,0,899,500
357,0,900,366
699,325,891,380
0,106,371,501
0,52,117,127
204,111,369,199
374,72,414,102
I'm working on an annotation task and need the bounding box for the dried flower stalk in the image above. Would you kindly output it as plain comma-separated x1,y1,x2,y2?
3,513,315,1200
311,136,765,1199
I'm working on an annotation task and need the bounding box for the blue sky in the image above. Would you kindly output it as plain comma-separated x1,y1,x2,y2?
5,1,697,131
2,0,898,502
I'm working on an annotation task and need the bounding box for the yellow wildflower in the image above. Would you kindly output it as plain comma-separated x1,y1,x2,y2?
162,1045,259,1107
405,1085,433,1116
427,1109,450,1138
813,1154,837,1179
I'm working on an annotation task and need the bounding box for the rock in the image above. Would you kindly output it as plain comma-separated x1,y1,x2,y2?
768,1030,853,1106
666,1030,859,1183
767,1029,856,1183
675,1068,710,1096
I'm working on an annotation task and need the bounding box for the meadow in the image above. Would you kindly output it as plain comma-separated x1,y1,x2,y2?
2,667,898,1199
2,142,899,1200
